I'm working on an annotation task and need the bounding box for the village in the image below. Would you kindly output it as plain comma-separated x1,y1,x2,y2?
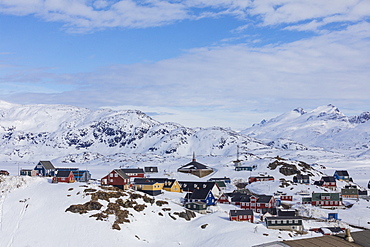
1,151,369,246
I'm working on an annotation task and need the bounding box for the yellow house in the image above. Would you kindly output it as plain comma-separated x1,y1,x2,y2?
163,179,182,193
134,181,163,196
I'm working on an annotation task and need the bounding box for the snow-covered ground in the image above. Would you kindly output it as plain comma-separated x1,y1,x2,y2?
0,152,369,247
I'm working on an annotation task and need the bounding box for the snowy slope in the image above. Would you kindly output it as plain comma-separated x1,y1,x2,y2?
242,104,370,153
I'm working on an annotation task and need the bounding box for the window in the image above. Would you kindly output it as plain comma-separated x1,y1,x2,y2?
271,220,275,224
257,203,260,207
288,220,293,224
282,220,287,224
277,220,281,224
115,173,118,177
110,179,113,182
294,220,299,223
110,173,113,177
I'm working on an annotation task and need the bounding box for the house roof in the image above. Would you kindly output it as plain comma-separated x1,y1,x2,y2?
341,188,358,195
322,176,336,182
178,160,211,170
230,209,253,216
120,168,145,174
282,235,362,247
144,167,158,173
335,170,350,177
208,177,231,182
294,174,310,179
178,181,219,192
265,216,303,221
56,170,72,178
114,169,130,179
38,161,55,170
312,192,341,201
188,188,213,200
278,210,296,217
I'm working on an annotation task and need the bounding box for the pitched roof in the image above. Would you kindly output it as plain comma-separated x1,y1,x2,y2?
230,209,253,216
114,169,130,179
38,161,55,170
120,168,145,174
188,188,213,200
278,210,296,217
178,160,210,170
312,192,341,201
335,170,349,176
322,176,336,182
179,181,218,192
56,170,72,178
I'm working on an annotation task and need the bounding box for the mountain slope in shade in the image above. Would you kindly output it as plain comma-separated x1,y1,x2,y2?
242,104,370,153
0,101,268,162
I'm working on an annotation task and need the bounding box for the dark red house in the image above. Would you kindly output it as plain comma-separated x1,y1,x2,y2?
101,169,130,190
229,209,254,222
248,175,274,183
52,171,75,183
238,195,276,213
280,195,293,201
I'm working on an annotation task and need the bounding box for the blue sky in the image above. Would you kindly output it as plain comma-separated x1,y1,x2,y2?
1,0,370,129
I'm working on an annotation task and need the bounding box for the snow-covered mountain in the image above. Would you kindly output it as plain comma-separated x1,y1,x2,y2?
242,104,370,153
0,101,268,162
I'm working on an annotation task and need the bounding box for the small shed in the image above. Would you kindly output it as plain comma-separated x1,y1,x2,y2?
185,202,207,214
328,213,338,220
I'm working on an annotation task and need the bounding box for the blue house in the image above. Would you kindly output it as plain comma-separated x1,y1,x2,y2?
56,168,91,182
34,161,56,176
333,170,350,181
184,187,217,206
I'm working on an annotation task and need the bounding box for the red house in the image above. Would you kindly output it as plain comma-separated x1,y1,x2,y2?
229,209,254,222
52,171,75,183
238,195,276,213
248,175,274,183
280,195,293,201
101,169,130,190
218,193,232,204
314,176,336,190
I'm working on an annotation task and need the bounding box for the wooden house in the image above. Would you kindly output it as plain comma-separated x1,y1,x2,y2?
134,178,182,193
280,195,293,201
311,192,342,208
177,154,214,178
144,167,158,173
248,175,274,183
101,169,130,190
218,192,233,204
301,197,312,205
185,202,207,214
341,186,358,199
134,180,162,196
314,176,336,190
71,170,91,182
237,194,277,214
20,169,37,176
183,187,217,206
334,170,350,181
229,209,254,222
265,216,303,232
52,171,75,183
0,170,9,176
34,161,56,176
293,174,310,184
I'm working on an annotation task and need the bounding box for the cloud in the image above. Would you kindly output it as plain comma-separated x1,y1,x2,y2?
0,0,369,32
1,20,370,128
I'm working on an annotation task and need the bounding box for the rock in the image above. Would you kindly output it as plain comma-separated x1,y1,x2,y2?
201,224,208,229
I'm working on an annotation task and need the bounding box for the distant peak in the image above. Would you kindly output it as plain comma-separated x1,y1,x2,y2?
293,107,306,115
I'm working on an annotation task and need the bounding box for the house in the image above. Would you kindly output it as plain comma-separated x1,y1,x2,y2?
237,194,277,214
314,176,336,190
265,216,303,232
278,210,297,217
359,190,368,198
311,192,342,208
334,170,350,181
208,177,231,184
52,171,75,183
133,180,162,196
328,213,339,220
20,169,37,176
280,195,293,201
101,169,130,190
229,209,254,222
293,174,310,184
144,167,158,173
218,192,233,204
178,181,222,197
183,187,217,206
135,178,182,193
248,175,274,183
214,180,227,191
341,186,359,199
177,154,214,178
119,168,145,178
185,202,207,214
301,197,312,204
0,170,9,176
34,161,56,176
72,170,91,182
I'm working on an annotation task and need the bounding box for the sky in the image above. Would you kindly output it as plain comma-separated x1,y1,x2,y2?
0,0,370,129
